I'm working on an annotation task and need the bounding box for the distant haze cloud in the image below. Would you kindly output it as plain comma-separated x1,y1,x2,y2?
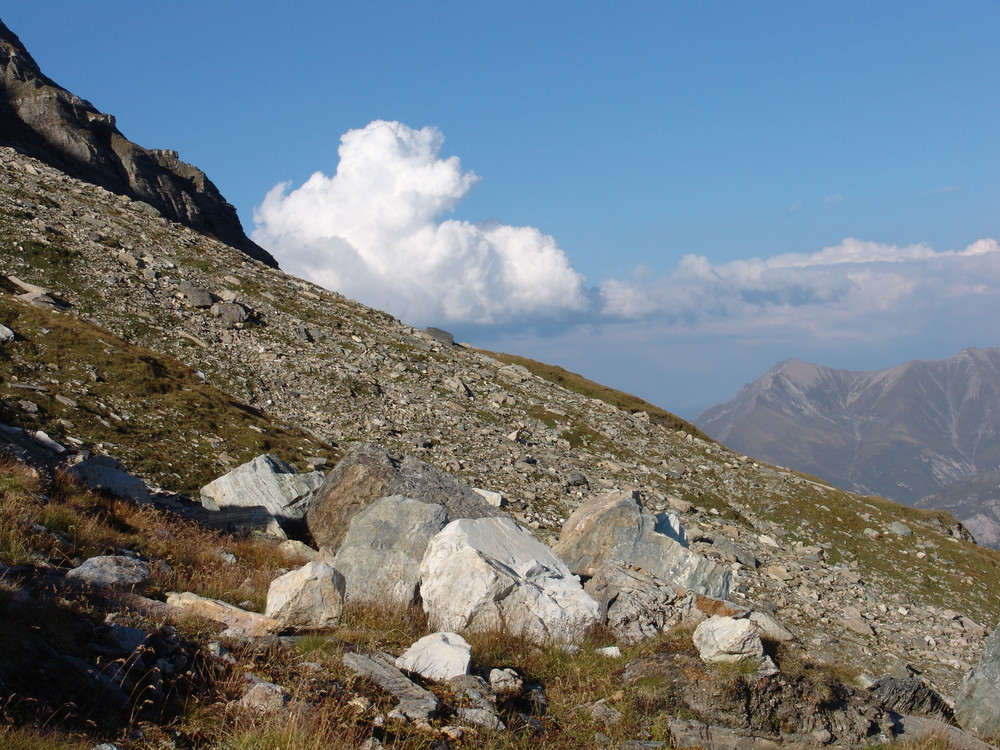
253,120,587,325
599,237,1000,342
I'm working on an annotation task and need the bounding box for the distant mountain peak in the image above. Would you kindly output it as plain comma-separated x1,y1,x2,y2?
0,19,276,267
698,347,1000,546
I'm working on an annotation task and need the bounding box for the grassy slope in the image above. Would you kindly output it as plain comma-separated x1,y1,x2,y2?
0,297,335,494
479,349,709,439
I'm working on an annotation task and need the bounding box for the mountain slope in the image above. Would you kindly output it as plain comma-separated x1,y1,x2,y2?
0,19,276,267
0,22,998,723
3,140,999,700
697,350,1000,517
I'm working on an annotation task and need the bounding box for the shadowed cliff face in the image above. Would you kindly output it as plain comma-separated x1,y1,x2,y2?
0,20,277,268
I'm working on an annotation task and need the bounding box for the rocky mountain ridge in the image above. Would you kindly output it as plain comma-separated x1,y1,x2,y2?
697,350,1000,546
0,19,276,267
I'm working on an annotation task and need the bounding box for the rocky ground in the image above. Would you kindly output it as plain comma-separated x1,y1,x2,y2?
1,146,1000,748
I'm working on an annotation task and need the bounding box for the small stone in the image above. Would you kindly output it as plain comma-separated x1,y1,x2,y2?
396,632,472,682
890,521,913,537
488,667,523,694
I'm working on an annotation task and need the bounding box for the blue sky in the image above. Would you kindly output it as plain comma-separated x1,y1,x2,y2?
6,3,999,417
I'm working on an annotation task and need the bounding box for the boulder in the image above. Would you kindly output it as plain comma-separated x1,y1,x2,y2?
554,491,732,599
333,495,448,606
396,632,472,682
67,455,151,504
264,561,346,628
419,517,600,644
65,555,150,589
305,443,502,552
955,620,1000,737
693,615,777,676
210,301,249,326
584,561,683,644
165,592,277,637
749,611,794,643
200,454,323,522
240,681,289,713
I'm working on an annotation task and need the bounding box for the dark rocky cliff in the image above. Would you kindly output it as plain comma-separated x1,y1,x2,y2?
0,19,276,267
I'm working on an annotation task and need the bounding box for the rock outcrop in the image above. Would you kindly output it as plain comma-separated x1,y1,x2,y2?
0,21,275,266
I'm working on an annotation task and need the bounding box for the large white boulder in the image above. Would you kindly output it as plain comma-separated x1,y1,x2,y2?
419,517,600,644
396,632,472,682
333,495,448,606
200,454,323,520
265,561,346,628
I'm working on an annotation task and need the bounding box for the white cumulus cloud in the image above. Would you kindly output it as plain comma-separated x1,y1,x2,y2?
253,120,587,325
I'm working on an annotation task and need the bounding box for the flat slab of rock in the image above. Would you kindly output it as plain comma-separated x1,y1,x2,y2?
165,592,277,637
894,714,1000,750
65,555,150,589
343,651,439,720
420,517,600,644
67,456,151,504
265,561,345,628
333,495,448,606
306,443,502,552
554,490,732,599
200,453,323,521
396,632,471,682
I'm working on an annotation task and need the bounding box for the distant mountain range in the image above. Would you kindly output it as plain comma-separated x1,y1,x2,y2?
697,348,1000,546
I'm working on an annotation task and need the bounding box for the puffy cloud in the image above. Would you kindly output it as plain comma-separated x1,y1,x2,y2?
253,120,586,325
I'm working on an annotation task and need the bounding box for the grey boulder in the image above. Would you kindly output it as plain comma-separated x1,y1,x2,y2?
264,561,346,628
67,455,151,504
420,517,601,644
554,490,732,600
66,555,150,589
305,443,502,552
693,615,777,677
396,632,472,682
955,619,1000,738
333,495,448,606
